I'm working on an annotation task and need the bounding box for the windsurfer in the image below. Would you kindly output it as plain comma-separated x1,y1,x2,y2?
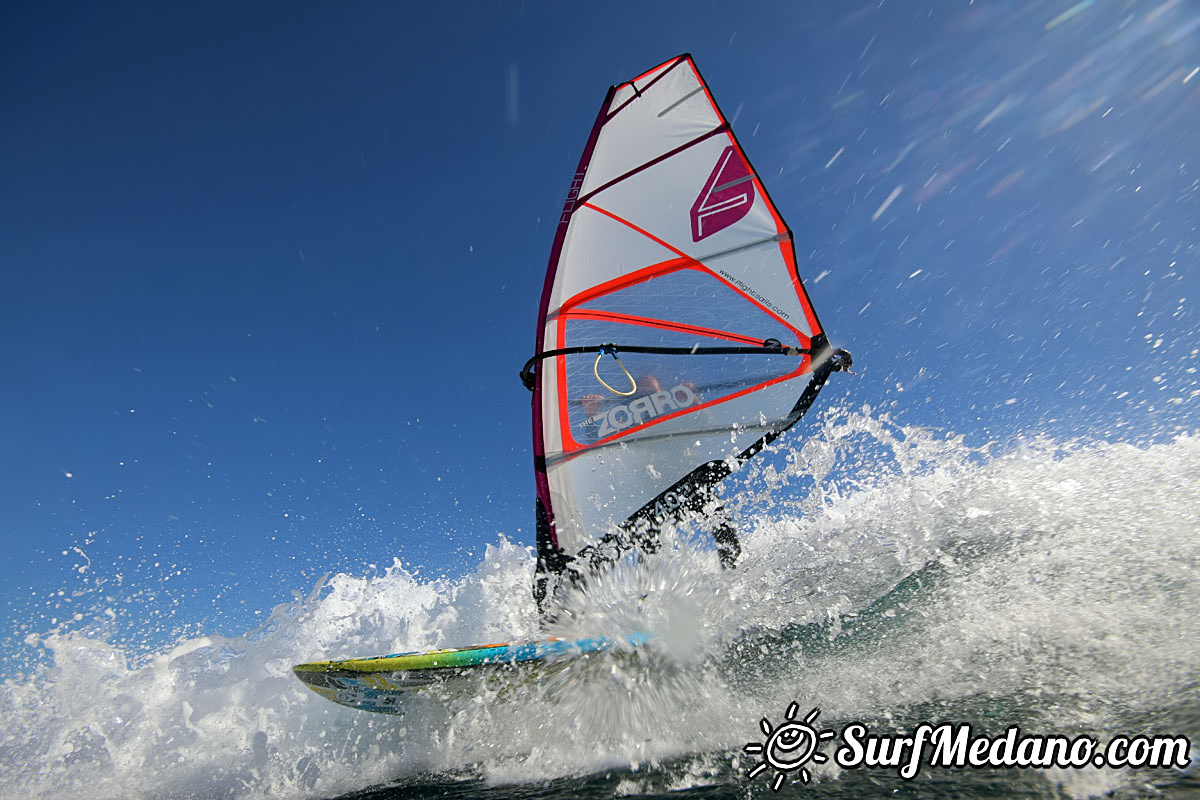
535,368,739,620
533,490,740,619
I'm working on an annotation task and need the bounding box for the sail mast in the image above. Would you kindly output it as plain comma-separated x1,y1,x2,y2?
529,78,619,555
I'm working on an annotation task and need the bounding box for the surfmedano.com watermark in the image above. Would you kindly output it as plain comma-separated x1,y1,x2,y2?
743,703,1192,791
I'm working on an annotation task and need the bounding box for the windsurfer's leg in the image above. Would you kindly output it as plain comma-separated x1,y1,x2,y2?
533,499,559,616
532,559,552,617
533,498,582,620
712,506,740,568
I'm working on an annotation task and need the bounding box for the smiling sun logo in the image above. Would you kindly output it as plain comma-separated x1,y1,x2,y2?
744,703,837,791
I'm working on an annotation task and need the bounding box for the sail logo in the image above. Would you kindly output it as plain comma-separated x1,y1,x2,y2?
691,145,755,241
587,384,698,439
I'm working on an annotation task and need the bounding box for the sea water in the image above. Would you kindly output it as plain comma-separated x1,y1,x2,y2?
2,408,1197,799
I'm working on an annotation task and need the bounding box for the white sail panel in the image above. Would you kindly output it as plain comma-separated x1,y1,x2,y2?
577,133,814,337
550,203,683,308
583,58,724,198
703,244,820,339
606,58,683,112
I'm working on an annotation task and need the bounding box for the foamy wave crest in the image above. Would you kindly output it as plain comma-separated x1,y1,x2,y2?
2,410,1197,799
0,539,540,799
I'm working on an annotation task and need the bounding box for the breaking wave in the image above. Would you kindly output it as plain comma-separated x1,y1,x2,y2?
3,409,1198,799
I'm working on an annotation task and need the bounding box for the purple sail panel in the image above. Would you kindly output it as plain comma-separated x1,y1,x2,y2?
690,145,754,241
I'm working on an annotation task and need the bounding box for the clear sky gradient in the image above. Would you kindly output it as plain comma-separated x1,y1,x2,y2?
2,1,1197,669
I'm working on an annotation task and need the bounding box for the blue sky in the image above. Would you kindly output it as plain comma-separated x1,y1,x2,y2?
3,1,1197,669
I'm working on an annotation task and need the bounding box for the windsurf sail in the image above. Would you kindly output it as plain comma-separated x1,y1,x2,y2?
522,54,850,586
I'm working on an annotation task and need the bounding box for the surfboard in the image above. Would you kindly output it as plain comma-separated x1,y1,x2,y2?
293,633,651,714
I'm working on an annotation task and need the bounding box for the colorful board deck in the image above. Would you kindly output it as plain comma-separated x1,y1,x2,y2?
293,633,650,714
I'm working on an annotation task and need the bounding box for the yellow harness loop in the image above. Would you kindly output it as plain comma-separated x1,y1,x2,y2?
593,350,637,396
